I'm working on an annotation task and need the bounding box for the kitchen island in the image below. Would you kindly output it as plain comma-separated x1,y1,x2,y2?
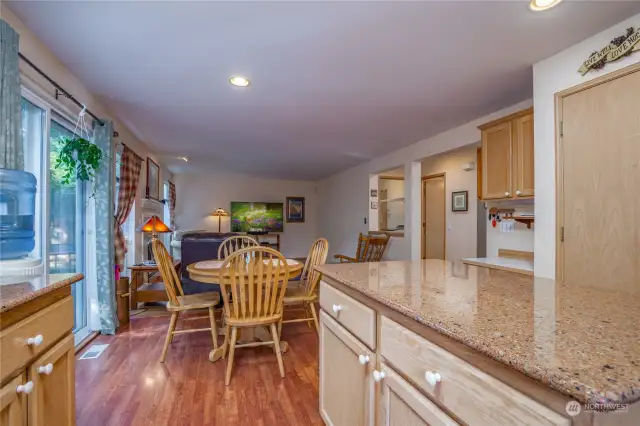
315,260,639,426
0,273,83,426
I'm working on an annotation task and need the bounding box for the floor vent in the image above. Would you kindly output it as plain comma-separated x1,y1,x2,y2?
79,344,109,360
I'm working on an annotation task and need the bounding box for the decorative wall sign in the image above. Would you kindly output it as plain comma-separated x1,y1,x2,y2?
370,189,378,198
578,27,640,75
371,201,378,210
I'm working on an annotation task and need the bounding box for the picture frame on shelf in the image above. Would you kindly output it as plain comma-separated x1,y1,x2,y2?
146,157,160,200
286,196,305,223
451,190,468,212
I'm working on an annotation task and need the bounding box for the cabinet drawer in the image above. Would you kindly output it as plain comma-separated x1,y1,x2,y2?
0,297,73,383
380,317,569,426
320,281,376,350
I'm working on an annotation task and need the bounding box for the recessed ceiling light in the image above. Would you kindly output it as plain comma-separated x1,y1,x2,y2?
529,0,562,11
229,76,251,87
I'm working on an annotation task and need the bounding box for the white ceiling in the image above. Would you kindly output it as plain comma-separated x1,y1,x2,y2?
7,1,640,180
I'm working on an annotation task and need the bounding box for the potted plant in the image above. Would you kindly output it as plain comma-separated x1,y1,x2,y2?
53,136,103,194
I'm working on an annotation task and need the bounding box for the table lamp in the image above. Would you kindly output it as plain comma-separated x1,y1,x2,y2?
212,208,228,233
136,215,172,262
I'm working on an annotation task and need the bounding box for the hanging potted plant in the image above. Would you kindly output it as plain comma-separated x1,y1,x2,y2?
53,136,103,192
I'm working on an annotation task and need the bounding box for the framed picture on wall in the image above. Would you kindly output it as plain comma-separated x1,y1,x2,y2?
286,196,305,223
146,157,160,200
451,190,468,212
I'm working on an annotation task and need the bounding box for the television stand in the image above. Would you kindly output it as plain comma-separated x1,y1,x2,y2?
255,233,281,252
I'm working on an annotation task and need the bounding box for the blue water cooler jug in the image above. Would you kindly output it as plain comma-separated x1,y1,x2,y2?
0,169,37,260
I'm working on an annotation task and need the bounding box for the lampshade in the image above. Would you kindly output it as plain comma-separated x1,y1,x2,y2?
212,208,229,217
136,215,172,233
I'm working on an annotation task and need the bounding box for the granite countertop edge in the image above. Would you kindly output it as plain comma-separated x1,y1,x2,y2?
0,273,84,314
317,267,637,408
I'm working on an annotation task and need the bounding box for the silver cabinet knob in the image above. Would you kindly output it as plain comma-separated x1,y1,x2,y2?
358,355,370,365
372,370,386,382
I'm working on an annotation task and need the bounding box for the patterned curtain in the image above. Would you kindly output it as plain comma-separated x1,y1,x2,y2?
114,145,143,267
0,19,23,170
168,181,176,228
93,121,116,334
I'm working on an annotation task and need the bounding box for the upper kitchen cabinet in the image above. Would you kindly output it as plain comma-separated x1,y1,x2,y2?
479,108,534,200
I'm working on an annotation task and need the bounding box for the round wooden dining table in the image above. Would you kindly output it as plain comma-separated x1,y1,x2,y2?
186,258,303,363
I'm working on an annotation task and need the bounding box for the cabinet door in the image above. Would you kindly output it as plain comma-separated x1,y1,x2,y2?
514,113,534,197
379,365,458,426
28,335,75,426
320,311,374,426
0,374,27,426
481,122,513,199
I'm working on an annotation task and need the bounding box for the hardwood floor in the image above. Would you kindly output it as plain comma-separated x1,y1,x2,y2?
76,312,322,426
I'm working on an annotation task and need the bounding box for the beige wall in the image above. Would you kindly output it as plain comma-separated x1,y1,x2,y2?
421,145,478,263
174,171,319,258
533,12,640,278
2,5,171,263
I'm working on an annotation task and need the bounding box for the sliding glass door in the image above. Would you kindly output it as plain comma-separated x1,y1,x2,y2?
49,120,88,339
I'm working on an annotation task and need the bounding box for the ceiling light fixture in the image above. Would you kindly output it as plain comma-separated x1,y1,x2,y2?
529,0,562,11
229,76,251,87
177,156,189,162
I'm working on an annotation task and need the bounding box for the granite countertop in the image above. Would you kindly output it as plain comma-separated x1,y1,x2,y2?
461,257,534,275
316,260,640,407
0,273,84,313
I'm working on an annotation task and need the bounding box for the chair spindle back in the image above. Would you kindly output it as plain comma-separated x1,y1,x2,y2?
151,239,184,307
218,247,290,322
218,236,259,259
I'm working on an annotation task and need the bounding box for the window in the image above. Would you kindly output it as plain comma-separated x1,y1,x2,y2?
19,98,46,262
49,119,88,339
16,89,91,344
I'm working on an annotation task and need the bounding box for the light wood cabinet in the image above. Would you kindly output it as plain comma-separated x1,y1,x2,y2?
319,311,375,426
28,335,75,426
0,375,27,426
379,365,458,426
479,108,534,200
0,290,76,426
514,113,535,197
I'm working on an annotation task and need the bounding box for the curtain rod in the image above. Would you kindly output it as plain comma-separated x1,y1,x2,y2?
19,52,106,127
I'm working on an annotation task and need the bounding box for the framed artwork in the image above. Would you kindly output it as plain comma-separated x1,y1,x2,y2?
286,196,305,223
146,157,160,200
371,201,378,209
451,190,468,212
370,189,378,197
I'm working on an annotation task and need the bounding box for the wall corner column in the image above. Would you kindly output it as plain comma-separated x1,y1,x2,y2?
405,161,422,260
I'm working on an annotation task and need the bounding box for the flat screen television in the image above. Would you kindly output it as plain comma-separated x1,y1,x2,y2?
230,202,284,233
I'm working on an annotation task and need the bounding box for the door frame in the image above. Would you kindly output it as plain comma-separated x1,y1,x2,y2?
421,173,446,260
555,62,640,282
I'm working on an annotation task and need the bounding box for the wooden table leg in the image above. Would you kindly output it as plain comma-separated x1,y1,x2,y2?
130,272,140,310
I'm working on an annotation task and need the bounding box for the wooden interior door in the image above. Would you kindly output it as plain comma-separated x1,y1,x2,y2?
482,122,513,199
28,335,75,426
559,67,640,291
319,311,374,426
422,176,445,260
514,113,534,197
379,189,388,230
379,364,457,426
0,374,26,426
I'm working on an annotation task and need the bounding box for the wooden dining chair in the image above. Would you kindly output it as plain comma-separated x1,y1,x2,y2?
152,239,220,363
218,246,290,385
280,238,328,334
218,235,259,259
334,232,389,263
